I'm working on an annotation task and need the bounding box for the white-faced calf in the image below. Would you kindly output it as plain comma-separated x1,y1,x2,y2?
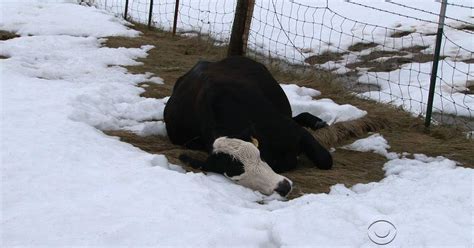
165,56,332,197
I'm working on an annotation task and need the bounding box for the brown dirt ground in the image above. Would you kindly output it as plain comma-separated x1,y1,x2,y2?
102,24,473,199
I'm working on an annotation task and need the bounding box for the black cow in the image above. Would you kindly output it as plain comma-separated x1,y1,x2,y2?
164,56,332,197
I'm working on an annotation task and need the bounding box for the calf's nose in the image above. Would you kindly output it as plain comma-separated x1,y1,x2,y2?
274,179,292,197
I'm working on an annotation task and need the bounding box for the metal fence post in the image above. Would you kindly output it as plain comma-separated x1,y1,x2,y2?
124,0,129,20
425,0,448,128
148,0,154,29
172,0,180,36
228,0,255,56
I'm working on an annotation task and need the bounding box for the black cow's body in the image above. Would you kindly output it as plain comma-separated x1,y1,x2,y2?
164,56,332,173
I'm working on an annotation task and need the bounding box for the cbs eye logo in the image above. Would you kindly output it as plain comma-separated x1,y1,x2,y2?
367,220,397,245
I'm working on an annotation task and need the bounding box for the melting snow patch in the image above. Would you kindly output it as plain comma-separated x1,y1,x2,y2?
341,133,399,159
125,121,168,136
150,154,185,173
70,85,166,130
281,83,367,124
281,83,321,99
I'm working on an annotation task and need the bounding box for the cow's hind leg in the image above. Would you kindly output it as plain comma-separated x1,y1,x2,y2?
299,128,332,170
182,136,206,150
293,112,328,130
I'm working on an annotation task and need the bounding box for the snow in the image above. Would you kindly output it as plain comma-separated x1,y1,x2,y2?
125,120,168,136
0,1,139,37
1,1,472,247
151,154,185,172
281,83,367,124
342,133,399,160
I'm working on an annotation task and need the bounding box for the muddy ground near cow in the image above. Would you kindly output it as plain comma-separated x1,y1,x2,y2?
103,24,473,199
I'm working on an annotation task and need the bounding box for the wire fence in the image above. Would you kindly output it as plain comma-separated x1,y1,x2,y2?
93,0,473,132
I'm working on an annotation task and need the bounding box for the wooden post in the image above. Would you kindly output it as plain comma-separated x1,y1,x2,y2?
172,0,180,36
227,0,255,56
148,0,154,29
242,0,255,54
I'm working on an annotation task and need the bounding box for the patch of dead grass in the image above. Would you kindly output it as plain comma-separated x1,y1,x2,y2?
360,50,405,61
347,42,378,52
457,24,474,32
347,48,438,72
104,23,227,89
400,45,429,53
468,84,474,93
423,32,437,36
462,58,474,64
390,30,414,38
0,30,19,40
304,51,348,65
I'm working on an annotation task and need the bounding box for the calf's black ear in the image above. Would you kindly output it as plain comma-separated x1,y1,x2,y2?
179,153,245,177
179,154,207,169
207,153,245,177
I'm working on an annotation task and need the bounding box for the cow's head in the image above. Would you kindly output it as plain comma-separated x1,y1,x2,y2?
211,136,293,197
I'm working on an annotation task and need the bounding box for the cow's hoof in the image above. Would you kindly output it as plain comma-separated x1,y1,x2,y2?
313,121,328,130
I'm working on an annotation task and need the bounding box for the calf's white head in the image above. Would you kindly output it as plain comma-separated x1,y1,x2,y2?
212,137,292,197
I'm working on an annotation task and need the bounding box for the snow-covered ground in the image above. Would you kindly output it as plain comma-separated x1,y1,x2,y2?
95,0,474,120
1,1,473,247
